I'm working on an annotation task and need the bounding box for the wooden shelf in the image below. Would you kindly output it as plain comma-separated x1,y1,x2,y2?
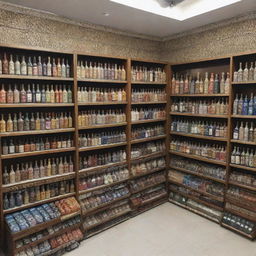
231,139,256,146
137,193,168,207
221,222,254,240
131,101,167,105
169,150,227,166
169,199,220,224
131,135,166,144
78,78,127,83
78,122,127,130
79,142,127,152
79,178,129,195
131,167,166,178
3,192,76,214
232,115,256,119
230,164,256,173
169,165,226,184
131,81,166,85
225,197,256,212
1,147,76,159
2,173,75,193
232,81,256,85
0,128,75,137
228,181,256,192
131,152,166,162
131,180,166,194
0,74,73,81
169,179,224,202
79,161,127,176
169,187,223,211
0,103,74,108
170,131,228,142
131,119,166,124
225,207,256,222
78,102,127,106
170,112,228,118
170,94,229,97
84,209,131,230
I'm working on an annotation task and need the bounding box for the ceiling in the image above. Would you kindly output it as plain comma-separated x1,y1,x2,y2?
2,0,256,38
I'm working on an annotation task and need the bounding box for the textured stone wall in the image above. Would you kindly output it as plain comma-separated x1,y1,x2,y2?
161,15,256,63
0,7,161,60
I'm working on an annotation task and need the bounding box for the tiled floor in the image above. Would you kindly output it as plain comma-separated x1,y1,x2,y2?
67,203,256,256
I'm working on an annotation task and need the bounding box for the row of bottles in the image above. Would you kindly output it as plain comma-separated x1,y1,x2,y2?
3,180,75,210
2,136,73,155
79,185,130,212
77,87,126,103
131,141,165,159
131,124,165,140
78,110,126,127
0,54,71,77
233,94,256,115
131,157,166,177
230,171,256,187
171,119,227,138
79,150,127,170
231,147,256,168
131,66,166,83
79,166,129,191
77,61,126,80
233,122,256,142
170,139,227,162
83,202,130,229
131,88,166,102
0,112,73,133
0,84,73,104
227,187,256,204
131,108,166,121
171,98,228,115
78,130,126,148
168,170,224,197
3,156,74,185
171,72,230,95
170,156,226,180
130,172,166,193
233,62,256,82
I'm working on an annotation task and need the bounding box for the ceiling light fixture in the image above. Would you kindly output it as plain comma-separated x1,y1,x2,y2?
110,0,242,21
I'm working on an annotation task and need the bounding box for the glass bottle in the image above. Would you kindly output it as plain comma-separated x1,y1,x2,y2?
15,55,21,75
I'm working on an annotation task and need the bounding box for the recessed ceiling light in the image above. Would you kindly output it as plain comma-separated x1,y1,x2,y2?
110,0,241,21
103,12,110,16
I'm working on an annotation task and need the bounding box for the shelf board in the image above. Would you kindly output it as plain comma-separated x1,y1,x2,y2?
2,173,75,193
0,103,74,108
170,94,229,97
169,187,223,211
169,179,224,202
0,74,73,81
232,115,256,119
78,102,127,106
230,164,256,173
131,167,166,178
225,197,256,212
84,209,131,230
136,193,168,207
79,161,127,176
228,181,256,192
79,178,129,195
169,150,227,166
225,207,256,222
78,78,127,83
169,165,226,184
170,131,228,142
232,81,256,85
131,119,166,125
131,81,166,85
221,222,254,240
131,180,166,194
1,147,76,159
78,122,127,130
131,135,166,144
79,142,127,152
131,152,166,162
131,101,167,105
231,139,256,146
169,199,220,224
3,192,76,214
0,128,75,137
170,112,228,118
